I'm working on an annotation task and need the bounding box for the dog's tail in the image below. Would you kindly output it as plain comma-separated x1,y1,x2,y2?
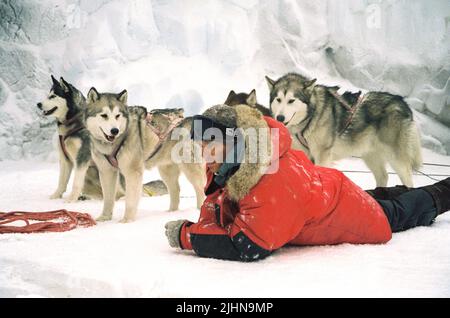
405,122,423,171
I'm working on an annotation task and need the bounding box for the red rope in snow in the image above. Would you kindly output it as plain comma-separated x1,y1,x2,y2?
0,209,96,234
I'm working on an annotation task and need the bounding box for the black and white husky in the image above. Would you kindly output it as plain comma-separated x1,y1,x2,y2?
37,76,125,202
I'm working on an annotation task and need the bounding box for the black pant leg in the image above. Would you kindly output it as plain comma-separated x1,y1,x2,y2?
365,185,410,200
376,189,438,233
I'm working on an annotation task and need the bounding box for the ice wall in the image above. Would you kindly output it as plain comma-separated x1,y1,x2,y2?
0,0,449,160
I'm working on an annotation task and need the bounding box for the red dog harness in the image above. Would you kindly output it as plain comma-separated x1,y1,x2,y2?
296,90,366,150
58,114,85,161
329,90,366,135
104,112,184,168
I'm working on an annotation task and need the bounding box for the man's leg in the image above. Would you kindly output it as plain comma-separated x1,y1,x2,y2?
376,177,450,232
419,177,450,216
366,185,410,200
377,189,437,232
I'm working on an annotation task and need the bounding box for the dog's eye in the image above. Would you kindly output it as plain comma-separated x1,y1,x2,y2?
288,99,295,104
49,95,56,99
100,114,108,119
115,114,121,119
276,98,281,103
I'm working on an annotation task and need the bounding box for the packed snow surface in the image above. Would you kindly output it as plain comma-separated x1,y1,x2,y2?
0,149,449,297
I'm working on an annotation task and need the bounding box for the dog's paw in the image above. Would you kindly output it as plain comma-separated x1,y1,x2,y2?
119,218,134,223
50,192,63,199
64,194,79,203
96,215,112,222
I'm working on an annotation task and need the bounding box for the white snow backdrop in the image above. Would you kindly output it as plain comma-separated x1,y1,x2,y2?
0,0,450,297
0,0,449,160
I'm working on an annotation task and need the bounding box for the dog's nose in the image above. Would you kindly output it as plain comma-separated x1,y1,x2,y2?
276,115,285,123
37,103,42,109
110,128,119,136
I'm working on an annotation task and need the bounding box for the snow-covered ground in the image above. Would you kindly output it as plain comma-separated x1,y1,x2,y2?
0,148,449,298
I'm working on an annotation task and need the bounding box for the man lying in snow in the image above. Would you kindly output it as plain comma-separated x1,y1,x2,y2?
165,104,450,262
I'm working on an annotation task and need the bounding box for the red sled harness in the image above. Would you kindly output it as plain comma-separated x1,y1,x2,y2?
0,209,96,234
58,114,85,161
104,112,184,168
296,90,366,150
58,110,184,168
329,90,366,136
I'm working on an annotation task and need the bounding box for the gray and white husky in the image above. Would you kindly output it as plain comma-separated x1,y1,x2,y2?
266,73,422,187
85,88,205,222
37,76,125,202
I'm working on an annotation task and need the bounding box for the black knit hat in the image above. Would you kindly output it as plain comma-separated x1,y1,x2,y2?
191,105,239,142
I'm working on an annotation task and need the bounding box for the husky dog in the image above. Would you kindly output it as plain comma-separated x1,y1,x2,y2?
224,89,272,116
37,76,125,201
266,73,422,187
85,88,205,222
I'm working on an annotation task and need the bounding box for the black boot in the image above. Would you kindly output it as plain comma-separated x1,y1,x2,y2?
419,177,450,215
366,185,411,200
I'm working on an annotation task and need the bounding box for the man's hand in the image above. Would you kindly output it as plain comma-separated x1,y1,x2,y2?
165,219,187,248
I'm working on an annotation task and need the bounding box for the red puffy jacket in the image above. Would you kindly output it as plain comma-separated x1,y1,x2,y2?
180,114,392,261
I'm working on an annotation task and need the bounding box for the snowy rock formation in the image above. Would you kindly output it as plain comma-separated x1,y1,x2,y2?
0,0,449,160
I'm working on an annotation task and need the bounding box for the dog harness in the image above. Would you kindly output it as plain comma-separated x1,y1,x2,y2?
104,112,184,168
104,137,127,168
145,113,184,161
58,113,85,161
296,90,366,150
295,131,310,150
329,90,366,135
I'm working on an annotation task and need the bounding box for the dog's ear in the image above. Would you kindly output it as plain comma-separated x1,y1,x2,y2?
59,77,71,93
265,76,275,91
304,78,317,88
225,90,236,104
51,75,60,87
117,89,128,104
87,87,99,103
246,89,257,107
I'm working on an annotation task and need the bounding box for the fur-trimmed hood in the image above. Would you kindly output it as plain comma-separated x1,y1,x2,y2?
220,105,291,201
